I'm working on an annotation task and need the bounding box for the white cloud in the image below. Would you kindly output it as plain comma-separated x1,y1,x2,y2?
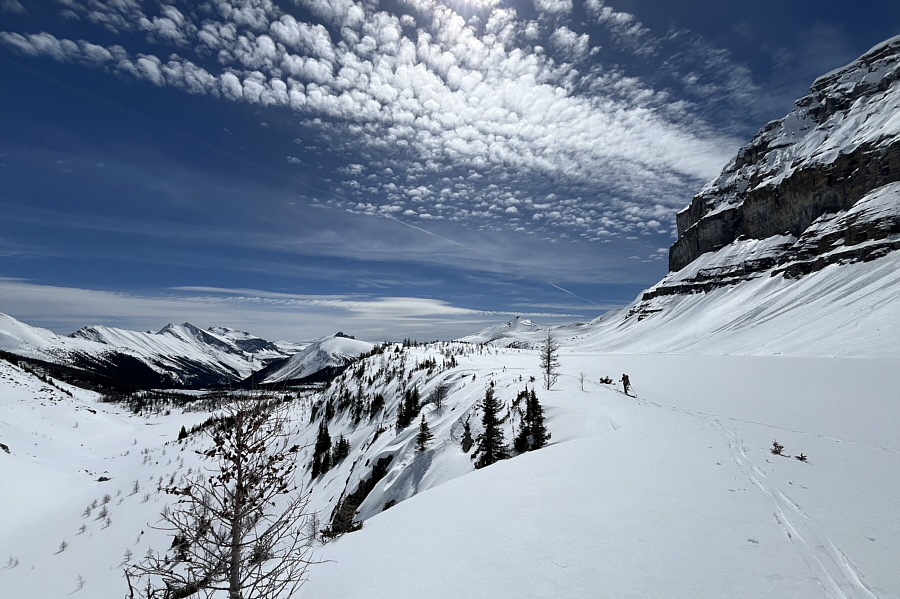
533,0,573,16
550,25,590,59
0,0,748,249
1,0,27,15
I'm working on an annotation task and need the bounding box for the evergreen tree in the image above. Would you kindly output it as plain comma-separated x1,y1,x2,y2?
416,415,434,452
473,387,509,469
513,388,551,453
404,386,420,424
333,434,351,462
460,418,474,453
513,389,531,454
526,388,550,449
311,420,332,477
395,397,407,430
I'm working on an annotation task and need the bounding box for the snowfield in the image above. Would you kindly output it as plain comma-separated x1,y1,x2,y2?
1,253,898,598
296,351,899,599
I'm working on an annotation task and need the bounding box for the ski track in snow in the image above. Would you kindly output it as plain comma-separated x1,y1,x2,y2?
632,386,880,599
716,422,878,599
629,385,899,456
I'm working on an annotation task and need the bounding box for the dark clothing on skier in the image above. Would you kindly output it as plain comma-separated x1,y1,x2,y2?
621,374,631,395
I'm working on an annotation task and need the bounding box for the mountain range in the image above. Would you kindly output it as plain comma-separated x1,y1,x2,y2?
0,36,898,599
0,315,375,390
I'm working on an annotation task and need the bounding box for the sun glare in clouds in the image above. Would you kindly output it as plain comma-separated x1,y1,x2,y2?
442,0,502,18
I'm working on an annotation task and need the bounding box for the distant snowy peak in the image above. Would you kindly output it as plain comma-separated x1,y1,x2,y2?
157,322,239,354
262,334,374,384
207,326,283,355
669,35,900,276
0,313,90,355
1,314,305,389
459,316,543,346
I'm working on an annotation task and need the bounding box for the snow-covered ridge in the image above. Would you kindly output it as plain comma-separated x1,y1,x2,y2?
261,334,375,384
1,314,300,388
459,315,542,346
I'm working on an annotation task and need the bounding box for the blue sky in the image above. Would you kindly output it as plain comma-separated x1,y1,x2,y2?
1,0,897,341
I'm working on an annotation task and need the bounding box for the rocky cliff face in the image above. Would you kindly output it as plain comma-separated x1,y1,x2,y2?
663,36,900,294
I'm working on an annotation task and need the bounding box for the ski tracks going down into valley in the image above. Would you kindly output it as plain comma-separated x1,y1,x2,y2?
714,421,878,599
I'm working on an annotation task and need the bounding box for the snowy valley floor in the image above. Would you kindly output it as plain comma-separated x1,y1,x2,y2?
1,350,898,599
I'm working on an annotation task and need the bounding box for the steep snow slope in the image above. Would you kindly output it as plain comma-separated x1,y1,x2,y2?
588,250,900,357
261,334,375,384
471,250,899,359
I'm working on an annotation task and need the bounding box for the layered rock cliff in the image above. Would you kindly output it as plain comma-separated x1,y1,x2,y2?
663,35,900,295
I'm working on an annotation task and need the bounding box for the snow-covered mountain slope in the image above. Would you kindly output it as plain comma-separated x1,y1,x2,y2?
670,35,900,277
459,315,542,347
300,349,899,599
0,313,295,388
4,329,896,599
583,248,899,357
259,334,375,384
207,325,287,357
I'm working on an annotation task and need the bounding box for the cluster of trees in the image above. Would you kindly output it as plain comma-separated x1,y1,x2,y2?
310,422,351,478
395,386,421,429
513,388,550,453
471,385,550,469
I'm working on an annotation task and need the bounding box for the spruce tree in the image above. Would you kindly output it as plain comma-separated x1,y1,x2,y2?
461,418,474,453
513,388,550,452
396,397,407,430
333,434,351,462
416,414,434,452
473,387,509,469
311,420,332,477
513,389,531,454
526,388,550,449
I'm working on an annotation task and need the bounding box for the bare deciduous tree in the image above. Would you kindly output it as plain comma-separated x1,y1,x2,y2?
126,397,313,599
539,333,560,390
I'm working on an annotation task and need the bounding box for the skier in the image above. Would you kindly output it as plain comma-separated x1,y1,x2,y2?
621,373,631,396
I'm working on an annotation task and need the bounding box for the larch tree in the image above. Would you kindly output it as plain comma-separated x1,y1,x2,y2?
125,396,314,599
539,332,560,390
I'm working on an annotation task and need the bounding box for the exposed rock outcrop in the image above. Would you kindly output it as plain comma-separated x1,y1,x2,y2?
668,36,900,281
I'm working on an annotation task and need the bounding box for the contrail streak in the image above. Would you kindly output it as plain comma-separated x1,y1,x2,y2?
382,214,602,309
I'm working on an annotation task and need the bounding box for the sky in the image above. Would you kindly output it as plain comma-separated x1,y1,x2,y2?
1,0,898,342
